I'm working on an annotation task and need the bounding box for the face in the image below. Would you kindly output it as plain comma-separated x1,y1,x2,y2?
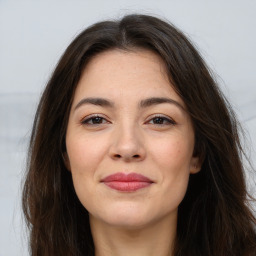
65,49,200,229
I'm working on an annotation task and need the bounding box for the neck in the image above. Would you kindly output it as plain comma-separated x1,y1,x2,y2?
90,214,177,256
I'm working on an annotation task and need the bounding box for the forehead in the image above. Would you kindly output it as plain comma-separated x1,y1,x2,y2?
86,48,166,71
73,49,184,108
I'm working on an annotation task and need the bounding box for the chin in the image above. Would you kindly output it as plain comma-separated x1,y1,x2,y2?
90,204,154,229
104,215,151,230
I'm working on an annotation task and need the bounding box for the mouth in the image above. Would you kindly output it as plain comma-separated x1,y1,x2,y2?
101,172,154,192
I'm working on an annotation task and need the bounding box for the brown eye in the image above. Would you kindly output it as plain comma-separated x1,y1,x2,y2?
148,115,176,125
81,115,109,125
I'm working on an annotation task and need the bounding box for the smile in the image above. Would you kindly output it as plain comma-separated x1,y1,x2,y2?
101,172,154,192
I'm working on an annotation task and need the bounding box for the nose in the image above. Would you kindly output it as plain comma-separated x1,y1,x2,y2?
109,124,146,162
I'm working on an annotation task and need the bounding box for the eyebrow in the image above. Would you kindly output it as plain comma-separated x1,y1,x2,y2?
139,97,185,110
74,97,115,110
74,97,185,111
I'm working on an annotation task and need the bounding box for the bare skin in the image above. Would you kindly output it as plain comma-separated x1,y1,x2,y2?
65,49,201,256
91,213,175,256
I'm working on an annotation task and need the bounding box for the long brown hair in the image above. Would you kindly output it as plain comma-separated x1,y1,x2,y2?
22,14,256,256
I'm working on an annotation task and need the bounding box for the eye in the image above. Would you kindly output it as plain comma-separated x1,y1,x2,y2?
81,115,109,125
147,115,176,126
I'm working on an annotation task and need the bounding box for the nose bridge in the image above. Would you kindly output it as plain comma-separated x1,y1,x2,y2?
110,120,145,161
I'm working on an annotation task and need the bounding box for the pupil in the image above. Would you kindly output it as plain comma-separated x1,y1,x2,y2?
93,117,102,124
154,117,163,124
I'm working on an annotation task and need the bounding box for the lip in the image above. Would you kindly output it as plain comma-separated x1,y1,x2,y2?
101,172,154,192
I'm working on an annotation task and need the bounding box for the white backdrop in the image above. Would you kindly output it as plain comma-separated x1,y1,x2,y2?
0,1,255,255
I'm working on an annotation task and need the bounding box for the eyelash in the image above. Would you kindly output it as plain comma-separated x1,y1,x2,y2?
81,114,109,125
146,115,176,126
80,114,176,126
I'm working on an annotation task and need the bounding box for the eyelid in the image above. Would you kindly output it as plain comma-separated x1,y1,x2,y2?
79,113,176,126
80,114,110,125
145,114,177,125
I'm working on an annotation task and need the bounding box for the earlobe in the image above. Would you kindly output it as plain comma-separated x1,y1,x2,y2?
63,152,71,171
190,157,201,174
191,138,205,174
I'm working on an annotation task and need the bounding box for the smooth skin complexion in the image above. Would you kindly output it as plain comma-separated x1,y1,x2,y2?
65,49,201,256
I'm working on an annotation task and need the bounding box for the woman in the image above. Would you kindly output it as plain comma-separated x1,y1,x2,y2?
22,14,256,256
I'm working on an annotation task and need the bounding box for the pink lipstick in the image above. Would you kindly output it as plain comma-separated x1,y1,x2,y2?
101,172,153,192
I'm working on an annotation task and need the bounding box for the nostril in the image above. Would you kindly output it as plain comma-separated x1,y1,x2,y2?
114,154,122,158
133,155,140,158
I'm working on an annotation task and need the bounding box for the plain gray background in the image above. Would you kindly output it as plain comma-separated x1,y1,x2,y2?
0,1,255,255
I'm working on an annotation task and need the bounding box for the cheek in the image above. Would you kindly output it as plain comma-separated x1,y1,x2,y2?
65,133,112,200
66,135,106,209
66,134,108,173
152,137,193,171
150,136,193,202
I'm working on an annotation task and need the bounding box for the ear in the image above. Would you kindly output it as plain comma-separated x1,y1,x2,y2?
63,152,71,171
189,156,202,174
